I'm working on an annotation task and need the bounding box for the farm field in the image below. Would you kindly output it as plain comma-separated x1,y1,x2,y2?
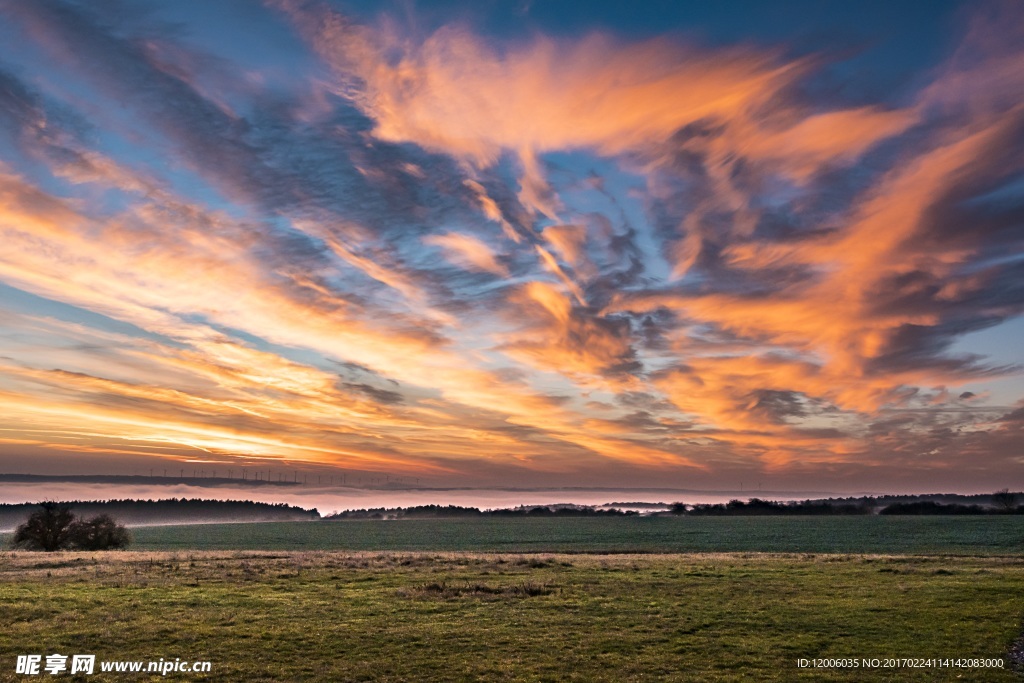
58,515,1024,554
1,551,1022,682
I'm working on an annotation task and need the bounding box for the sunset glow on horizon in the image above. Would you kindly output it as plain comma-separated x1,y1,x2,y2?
0,0,1023,493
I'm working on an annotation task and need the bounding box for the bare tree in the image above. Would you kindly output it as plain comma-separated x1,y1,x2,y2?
68,514,131,550
992,489,1018,512
11,502,76,551
10,504,131,551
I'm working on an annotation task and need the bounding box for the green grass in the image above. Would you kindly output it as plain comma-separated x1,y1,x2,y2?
3,518,1022,680
1,551,1022,681
64,516,1024,554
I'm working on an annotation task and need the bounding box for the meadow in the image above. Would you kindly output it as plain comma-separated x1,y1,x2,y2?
1,550,1022,681
3,517,1024,681
108,515,1024,554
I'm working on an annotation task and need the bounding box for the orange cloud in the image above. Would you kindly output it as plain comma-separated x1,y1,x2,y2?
607,88,1024,463
723,106,920,184
274,2,817,245
293,21,798,162
423,232,508,276
0,164,707,478
498,281,641,387
541,224,590,270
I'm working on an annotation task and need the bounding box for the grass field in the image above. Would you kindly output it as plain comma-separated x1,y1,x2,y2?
80,515,1024,554
1,550,1022,681
3,518,1023,680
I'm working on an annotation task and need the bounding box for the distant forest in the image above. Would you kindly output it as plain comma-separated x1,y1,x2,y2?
325,504,641,519
0,499,319,530
326,493,1024,519
681,496,1023,516
2,492,1020,530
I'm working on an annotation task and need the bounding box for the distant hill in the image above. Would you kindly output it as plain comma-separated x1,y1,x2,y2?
0,499,320,531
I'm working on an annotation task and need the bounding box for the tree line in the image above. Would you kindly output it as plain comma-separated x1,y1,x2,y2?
325,492,1023,518
325,504,643,519
674,491,1022,515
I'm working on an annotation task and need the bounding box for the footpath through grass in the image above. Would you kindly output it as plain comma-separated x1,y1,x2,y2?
109,516,1024,554
1,551,1022,682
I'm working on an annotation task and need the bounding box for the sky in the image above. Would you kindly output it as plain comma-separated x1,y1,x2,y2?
0,0,1022,495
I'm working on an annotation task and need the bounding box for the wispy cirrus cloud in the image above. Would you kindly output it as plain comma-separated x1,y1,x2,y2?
422,232,509,277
